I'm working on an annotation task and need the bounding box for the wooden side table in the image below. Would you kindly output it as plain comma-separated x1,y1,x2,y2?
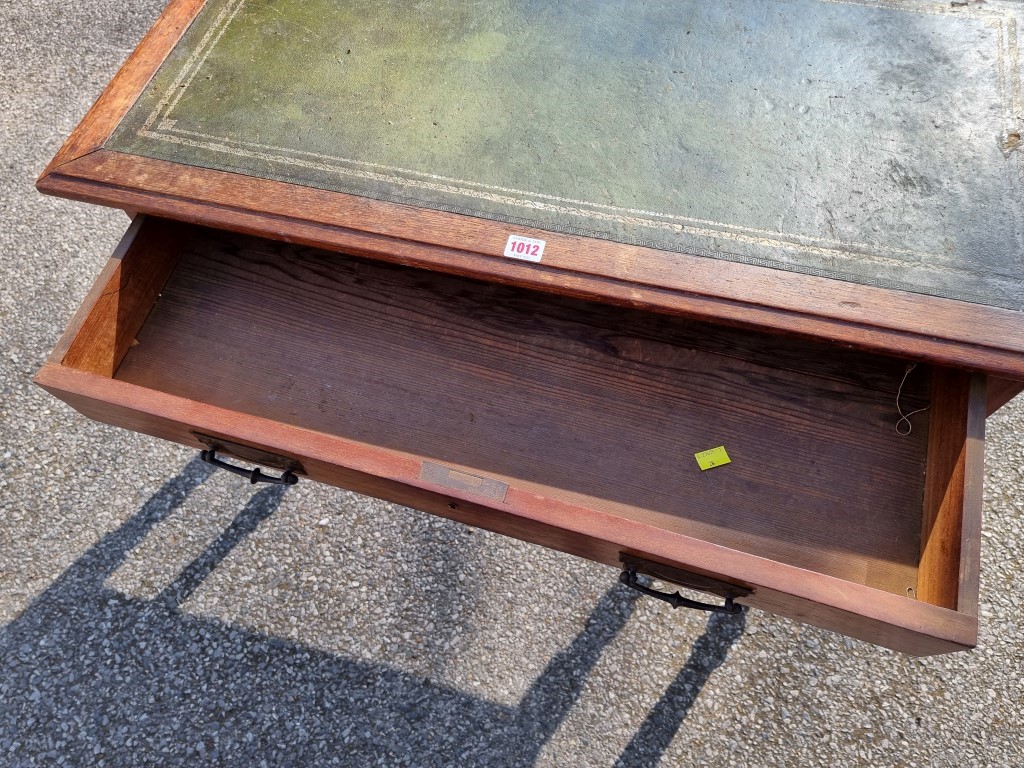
36,0,1024,654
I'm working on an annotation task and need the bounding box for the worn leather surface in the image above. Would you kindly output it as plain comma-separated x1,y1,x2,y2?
108,0,1024,309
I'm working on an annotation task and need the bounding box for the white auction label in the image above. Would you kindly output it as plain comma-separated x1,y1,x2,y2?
503,234,545,263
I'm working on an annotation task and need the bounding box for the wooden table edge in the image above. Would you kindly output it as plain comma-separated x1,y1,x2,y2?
38,153,1024,381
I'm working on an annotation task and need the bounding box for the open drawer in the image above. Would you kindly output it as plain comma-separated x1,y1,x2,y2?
36,216,986,655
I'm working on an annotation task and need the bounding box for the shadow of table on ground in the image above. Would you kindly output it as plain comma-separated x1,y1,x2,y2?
0,458,745,767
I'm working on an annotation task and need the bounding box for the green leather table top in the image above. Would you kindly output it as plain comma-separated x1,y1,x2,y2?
108,0,1024,310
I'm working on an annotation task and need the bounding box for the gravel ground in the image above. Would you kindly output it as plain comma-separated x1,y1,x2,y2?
1,2,1023,766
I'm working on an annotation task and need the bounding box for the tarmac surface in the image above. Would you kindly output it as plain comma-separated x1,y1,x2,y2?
1,2,1022,766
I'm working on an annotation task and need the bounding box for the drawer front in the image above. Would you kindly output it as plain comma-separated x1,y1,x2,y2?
37,217,986,655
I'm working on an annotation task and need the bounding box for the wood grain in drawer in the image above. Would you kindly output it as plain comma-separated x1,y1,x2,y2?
36,217,986,655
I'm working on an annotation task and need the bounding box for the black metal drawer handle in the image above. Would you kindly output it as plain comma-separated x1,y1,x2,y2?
619,567,742,614
200,448,299,486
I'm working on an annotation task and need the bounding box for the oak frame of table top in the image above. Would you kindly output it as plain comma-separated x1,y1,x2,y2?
35,0,1024,393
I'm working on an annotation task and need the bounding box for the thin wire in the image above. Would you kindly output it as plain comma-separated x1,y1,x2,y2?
896,363,929,435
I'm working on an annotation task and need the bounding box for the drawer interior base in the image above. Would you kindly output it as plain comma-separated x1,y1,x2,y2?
107,226,939,598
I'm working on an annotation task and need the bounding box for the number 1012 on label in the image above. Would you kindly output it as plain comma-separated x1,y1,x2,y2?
503,234,546,263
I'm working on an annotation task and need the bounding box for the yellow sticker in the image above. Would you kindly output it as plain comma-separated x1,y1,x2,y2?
695,446,731,471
